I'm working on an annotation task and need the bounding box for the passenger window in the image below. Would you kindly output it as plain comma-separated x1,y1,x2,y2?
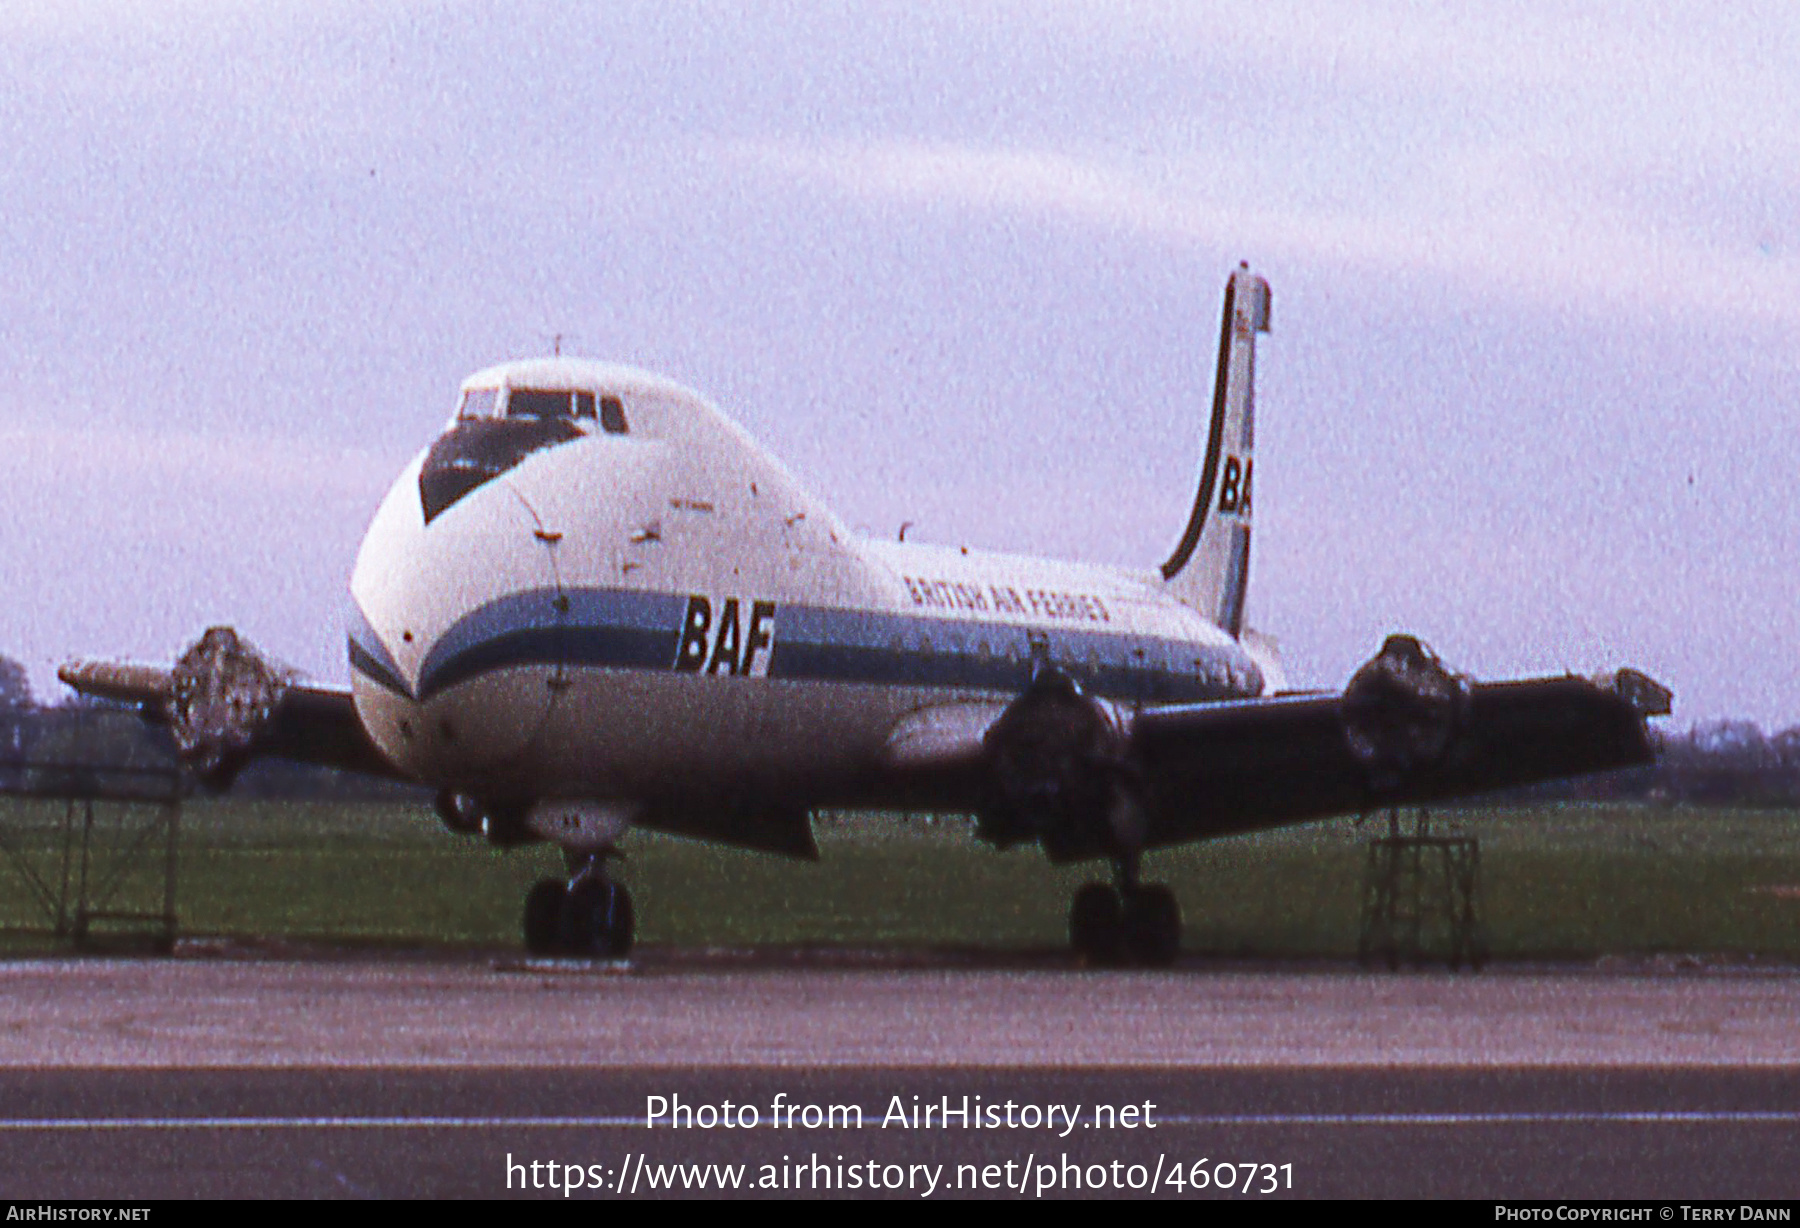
600,395,628,434
458,387,499,419
575,391,596,419
507,388,573,418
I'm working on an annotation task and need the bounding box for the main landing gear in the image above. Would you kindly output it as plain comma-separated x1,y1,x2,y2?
1069,856,1181,967
523,854,635,959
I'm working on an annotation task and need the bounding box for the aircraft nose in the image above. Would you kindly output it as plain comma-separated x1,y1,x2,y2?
351,447,563,700
349,449,568,777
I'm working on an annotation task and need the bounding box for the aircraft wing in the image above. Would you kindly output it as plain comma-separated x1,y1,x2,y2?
59,627,403,783
874,637,1664,862
1129,672,1655,849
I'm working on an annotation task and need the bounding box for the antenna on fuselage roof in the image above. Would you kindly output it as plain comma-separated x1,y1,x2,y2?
542,332,580,357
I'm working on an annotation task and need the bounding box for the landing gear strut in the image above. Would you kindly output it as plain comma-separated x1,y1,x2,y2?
1069,856,1181,967
522,854,634,958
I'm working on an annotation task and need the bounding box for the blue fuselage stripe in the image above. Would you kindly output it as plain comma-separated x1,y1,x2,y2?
351,588,1246,704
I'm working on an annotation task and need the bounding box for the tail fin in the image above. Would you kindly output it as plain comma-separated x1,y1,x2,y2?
1160,263,1270,636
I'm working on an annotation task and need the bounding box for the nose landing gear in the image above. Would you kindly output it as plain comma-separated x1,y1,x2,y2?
522,854,635,958
523,879,567,954
1069,856,1182,967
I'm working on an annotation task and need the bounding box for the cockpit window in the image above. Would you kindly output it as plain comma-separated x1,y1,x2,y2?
458,387,499,419
484,386,627,432
507,388,575,418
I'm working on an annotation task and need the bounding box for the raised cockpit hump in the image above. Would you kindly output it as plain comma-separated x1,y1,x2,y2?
449,358,682,438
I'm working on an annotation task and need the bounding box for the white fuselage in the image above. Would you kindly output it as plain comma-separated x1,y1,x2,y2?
346,360,1264,819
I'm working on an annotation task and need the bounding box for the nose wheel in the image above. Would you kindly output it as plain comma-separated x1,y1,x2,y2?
522,860,635,958
523,879,568,954
1069,858,1181,967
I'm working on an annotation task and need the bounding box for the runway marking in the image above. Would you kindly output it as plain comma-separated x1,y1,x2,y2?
3,1110,1800,1131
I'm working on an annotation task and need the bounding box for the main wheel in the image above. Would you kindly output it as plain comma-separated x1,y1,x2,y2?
1121,884,1181,967
1069,883,1123,966
561,879,635,959
523,878,568,955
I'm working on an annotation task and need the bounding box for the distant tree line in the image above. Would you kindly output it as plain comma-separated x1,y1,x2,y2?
1634,721,1800,806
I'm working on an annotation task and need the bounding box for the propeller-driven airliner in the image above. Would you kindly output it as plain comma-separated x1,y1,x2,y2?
62,265,1665,964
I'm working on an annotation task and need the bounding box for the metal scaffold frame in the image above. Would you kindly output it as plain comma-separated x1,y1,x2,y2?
1357,807,1486,971
0,758,185,952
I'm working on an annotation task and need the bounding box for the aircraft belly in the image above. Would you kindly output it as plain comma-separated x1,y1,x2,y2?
526,670,913,797
352,668,566,792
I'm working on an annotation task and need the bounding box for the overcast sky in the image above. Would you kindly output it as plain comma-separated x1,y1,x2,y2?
2,1,1796,726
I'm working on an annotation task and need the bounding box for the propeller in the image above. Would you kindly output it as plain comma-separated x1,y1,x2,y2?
977,663,1139,857
166,626,291,784
1340,633,1470,792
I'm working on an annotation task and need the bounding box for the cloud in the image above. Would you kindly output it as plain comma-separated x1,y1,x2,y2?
0,423,395,698
0,423,397,502
731,136,1800,330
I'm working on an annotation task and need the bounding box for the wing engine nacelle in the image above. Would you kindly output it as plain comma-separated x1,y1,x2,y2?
976,666,1140,859
1340,634,1471,791
167,626,291,786
434,789,485,835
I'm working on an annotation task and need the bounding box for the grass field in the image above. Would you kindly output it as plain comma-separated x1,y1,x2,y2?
3,798,1800,959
